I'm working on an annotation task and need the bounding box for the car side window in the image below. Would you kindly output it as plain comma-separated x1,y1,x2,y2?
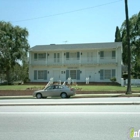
46,86,54,90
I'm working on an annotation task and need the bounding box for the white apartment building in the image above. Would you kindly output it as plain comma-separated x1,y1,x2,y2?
29,42,122,84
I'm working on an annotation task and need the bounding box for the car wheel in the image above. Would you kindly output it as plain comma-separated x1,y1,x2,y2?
61,92,67,98
36,93,42,99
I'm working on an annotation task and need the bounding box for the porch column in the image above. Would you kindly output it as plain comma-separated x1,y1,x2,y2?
46,52,48,65
29,51,31,64
62,52,64,65
97,51,99,63
116,49,117,63
80,51,81,64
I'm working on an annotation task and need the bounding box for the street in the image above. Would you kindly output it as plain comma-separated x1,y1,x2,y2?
0,105,140,140
1,97,140,105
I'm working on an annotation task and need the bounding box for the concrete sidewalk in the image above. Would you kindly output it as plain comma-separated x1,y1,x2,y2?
0,93,140,99
0,94,140,106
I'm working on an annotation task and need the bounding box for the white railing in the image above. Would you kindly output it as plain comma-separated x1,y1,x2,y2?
47,59,62,65
31,56,117,66
64,58,80,64
99,57,116,63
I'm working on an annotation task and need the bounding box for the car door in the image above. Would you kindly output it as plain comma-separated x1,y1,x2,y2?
53,85,63,96
44,86,55,97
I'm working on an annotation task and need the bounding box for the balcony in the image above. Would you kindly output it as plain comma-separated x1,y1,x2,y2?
31,56,117,66
64,58,80,65
47,58,62,66
99,57,116,64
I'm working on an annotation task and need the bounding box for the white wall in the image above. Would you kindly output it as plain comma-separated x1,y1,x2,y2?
29,65,121,84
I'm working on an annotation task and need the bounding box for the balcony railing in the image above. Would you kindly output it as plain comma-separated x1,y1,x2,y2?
31,57,117,66
47,59,62,65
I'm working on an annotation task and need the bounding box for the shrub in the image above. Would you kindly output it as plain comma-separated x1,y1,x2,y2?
110,77,116,82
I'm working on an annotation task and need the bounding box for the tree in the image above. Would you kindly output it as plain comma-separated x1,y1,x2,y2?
0,21,29,84
115,11,140,80
120,12,140,66
114,26,121,42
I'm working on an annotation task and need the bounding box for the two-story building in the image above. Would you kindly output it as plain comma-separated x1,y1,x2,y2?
29,42,122,84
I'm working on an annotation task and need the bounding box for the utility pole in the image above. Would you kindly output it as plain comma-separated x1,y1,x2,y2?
124,0,131,94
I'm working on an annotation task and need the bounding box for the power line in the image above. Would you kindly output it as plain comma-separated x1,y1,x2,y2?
12,0,123,23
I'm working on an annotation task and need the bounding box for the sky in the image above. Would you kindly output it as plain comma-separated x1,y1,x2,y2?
0,0,139,48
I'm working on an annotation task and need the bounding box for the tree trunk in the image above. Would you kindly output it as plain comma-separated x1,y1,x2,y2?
125,0,131,94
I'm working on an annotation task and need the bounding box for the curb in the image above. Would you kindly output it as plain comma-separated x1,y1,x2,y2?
0,102,140,106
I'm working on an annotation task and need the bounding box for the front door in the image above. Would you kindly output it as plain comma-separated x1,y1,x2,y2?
85,70,94,82
53,70,60,81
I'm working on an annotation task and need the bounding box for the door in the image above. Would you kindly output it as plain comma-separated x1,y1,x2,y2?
87,52,93,62
53,70,60,81
85,70,94,82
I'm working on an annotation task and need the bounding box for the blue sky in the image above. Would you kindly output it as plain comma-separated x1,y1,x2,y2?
0,0,139,47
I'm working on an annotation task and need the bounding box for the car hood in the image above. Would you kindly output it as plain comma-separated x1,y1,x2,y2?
34,89,44,93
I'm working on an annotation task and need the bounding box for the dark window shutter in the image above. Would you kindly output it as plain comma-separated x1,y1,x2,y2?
77,70,80,80
112,69,115,77
34,53,37,59
34,70,37,80
54,53,56,58
44,70,47,80
112,51,116,58
100,69,103,80
77,52,80,59
54,53,56,62
66,52,69,59
66,70,69,80
100,51,104,57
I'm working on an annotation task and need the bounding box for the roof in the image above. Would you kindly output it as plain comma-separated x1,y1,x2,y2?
29,42,122,52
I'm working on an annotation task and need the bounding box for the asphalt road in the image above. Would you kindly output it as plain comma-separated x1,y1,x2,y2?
0,97,140,105
0,105,140,140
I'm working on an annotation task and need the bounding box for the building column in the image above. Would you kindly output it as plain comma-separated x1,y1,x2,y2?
116,48,117,63
62,52,64,65
80,51,81,64
46,52,48,65
29,52,31,64
97,51,99,63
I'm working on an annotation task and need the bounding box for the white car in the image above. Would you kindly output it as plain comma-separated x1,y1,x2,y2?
33,85,76,99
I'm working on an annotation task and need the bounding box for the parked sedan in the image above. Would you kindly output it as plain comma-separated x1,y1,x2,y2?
33,85,76,99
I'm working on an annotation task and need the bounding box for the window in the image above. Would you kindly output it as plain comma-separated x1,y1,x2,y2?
104,70,111,79
100,51,104,59
87,52,93,62
66,70,80,80
100,69,116,80
70,52,77,60
34,70,47,80
54,53,60,62
70,70,77,79
38,53,46,60
38,71,44,79
66,52,80,60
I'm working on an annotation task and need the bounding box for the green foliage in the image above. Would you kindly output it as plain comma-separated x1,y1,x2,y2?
110,77,116,82
115,11,140,78
114,26,121,42
0,21,30,84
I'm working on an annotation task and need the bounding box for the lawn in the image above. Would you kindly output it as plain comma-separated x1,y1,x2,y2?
0,84,140,92
0,85,44,90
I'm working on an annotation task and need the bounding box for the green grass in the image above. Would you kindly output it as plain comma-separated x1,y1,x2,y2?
0,84,140,92
71,85,140,92
0,85,44,90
